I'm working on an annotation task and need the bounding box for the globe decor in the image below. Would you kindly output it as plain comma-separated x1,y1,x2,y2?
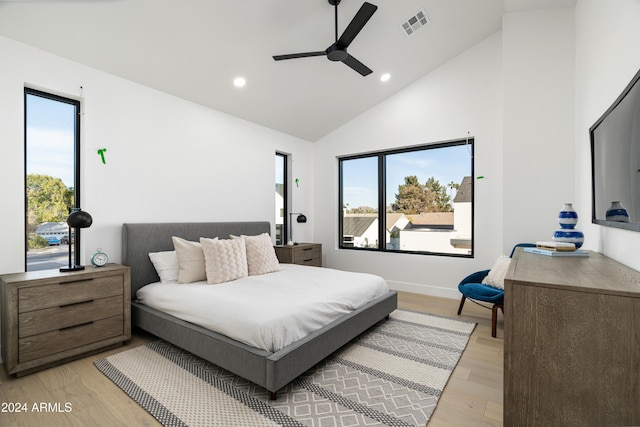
553,203,584,249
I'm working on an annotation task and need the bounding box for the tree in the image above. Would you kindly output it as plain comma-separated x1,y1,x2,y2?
448,181,460,199
392,175,452,214
26,174,74,231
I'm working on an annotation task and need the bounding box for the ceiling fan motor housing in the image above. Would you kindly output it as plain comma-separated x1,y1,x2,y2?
327,45,348,61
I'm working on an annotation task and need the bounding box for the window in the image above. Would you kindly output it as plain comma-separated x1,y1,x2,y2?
275,152,288,245
339,138,474,256
25,88,81,271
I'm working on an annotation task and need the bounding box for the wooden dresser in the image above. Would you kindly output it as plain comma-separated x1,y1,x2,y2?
504,249,640,427
1,264,131,376
274,243,322,267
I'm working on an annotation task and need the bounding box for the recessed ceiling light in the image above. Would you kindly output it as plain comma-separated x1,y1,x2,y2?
380,73,391,82
233,77,246,88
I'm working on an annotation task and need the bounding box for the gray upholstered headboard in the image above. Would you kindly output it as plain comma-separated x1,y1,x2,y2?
122,221,271,296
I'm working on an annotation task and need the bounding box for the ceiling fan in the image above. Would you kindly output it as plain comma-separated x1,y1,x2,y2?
273,0,378,76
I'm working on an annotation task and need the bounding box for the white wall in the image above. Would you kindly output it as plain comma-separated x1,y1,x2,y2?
502,7,576,250
574,0,640,270
313,33,505,299
0,35,314,276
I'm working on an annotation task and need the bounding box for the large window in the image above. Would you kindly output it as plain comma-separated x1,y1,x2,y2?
25,88,81,271
339,138,474,256
275,152,288,245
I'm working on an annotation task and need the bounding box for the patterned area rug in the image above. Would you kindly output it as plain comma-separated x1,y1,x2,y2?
95,310,475,426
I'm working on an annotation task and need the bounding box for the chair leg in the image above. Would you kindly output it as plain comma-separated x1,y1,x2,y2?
457,295,466,315
491,304,503,338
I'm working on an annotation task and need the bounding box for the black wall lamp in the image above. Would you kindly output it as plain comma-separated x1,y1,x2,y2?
60,208,92,272
287,212,307,246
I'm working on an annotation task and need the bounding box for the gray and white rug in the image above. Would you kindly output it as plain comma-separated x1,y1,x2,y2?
95,310,475,426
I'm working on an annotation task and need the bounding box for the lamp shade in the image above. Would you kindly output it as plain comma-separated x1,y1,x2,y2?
67,210,93,228
296,214,307,223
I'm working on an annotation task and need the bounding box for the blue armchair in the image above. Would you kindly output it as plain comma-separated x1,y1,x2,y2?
457,243,535,337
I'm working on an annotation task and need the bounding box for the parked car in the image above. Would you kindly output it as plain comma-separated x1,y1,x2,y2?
60,235,69,245
46,236,61,246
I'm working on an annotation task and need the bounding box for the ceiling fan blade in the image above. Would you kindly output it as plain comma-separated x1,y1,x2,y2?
336,2,377,48
273,51,326,61
342,54,373,76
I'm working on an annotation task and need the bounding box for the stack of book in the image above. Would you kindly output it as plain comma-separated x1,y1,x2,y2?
523,241,590,257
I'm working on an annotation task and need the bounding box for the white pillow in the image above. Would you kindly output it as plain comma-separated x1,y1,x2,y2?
482,255,512,290
200,237,248,284
148,250,179,283
172,236,206,284
231,233,281,276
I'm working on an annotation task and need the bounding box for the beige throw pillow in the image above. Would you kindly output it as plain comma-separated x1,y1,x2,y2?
148,250,179,283
172,236,206,284
482,255,511,290
200,237,248,284
232,233,281,276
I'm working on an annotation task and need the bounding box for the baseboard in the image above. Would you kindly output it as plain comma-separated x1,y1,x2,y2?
386,280,460,300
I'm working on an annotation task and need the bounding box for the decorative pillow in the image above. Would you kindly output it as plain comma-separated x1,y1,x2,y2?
172,236,206,284
231,233,281,276
148,250,179,283
482,255,512,290
200,237,248,284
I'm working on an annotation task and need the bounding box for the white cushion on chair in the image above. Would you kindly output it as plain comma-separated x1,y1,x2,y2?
482,255,511,289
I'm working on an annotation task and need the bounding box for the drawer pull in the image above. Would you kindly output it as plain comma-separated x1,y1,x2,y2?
59,278,95,285
59,299,94,309
59,321,94,331
304,259,314,262
303,248,313,251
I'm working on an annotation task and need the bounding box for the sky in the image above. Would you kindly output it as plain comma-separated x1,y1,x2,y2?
26,93,76,187
342,143,473,209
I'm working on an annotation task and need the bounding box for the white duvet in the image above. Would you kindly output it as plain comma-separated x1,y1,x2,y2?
136,264,389,352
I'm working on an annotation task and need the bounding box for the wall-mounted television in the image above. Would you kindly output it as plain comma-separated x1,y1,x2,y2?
590,67,640,232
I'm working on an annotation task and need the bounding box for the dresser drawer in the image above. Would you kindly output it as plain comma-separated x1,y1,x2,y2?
19,315,124,363
18,275,123,313
19,295,123,338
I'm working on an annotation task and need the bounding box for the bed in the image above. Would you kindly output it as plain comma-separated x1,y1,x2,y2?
121,221,398,398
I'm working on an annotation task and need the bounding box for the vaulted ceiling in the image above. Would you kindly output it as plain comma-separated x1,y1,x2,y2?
0,0,574,141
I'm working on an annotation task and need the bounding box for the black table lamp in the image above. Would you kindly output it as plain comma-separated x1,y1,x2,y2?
60,208,93,272
287,212,307,245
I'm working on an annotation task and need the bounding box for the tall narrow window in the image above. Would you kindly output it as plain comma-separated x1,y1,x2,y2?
339,138,474,256
25,88,81,271
275,152,288,245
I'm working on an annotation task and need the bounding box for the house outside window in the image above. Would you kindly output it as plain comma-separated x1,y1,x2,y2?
339,138,474,257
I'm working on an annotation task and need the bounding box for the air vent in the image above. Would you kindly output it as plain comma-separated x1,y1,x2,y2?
401,9,429,36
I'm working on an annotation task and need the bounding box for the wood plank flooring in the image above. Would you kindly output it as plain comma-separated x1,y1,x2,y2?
0,292,503,426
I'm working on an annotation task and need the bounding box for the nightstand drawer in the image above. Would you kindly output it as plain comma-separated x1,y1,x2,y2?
19,315,124,363
18,275,123,313
19,295,123,338
295,246,321,266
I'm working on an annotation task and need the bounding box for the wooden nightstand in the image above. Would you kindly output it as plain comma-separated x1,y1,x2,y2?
274,243,322,267
0,263,131,376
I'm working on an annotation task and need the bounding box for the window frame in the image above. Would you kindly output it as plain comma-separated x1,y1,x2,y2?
24,87,82,271
275,152,289,245
338,138,474,257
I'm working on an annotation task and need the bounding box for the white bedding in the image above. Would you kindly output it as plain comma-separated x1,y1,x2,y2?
135,264,389,352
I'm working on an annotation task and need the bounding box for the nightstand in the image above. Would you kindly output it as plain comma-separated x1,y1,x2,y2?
274,243,322,267
0,263,131,376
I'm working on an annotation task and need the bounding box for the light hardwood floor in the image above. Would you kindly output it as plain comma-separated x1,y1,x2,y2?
0,292,503,426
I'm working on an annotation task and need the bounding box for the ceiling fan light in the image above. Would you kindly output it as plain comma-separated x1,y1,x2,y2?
380,73,391,82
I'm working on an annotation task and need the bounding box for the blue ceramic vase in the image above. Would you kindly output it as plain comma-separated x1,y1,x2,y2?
605,201,629,222
553,203,584,248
